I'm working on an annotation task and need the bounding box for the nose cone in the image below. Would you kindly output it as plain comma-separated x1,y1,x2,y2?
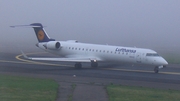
161,57,168,65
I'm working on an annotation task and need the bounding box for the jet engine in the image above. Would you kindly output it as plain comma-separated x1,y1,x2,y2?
46,41,61,50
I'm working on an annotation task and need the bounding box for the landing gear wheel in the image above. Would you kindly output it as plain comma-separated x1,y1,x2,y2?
154,66,159,73
74,63,82,69
91,62,98,68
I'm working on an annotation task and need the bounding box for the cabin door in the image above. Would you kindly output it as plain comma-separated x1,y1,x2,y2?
136,52,141,63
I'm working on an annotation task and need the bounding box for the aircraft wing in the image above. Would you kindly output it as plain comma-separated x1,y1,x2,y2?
21,51,102,63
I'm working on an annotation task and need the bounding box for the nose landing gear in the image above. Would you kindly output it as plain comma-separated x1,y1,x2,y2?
154,65,164,73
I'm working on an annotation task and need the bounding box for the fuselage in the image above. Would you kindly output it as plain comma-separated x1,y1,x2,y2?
37,41,168,66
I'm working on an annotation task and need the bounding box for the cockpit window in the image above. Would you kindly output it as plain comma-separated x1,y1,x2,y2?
146,53,159,56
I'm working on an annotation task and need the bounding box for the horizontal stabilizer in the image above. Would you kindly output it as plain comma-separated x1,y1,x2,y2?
10,24,45,28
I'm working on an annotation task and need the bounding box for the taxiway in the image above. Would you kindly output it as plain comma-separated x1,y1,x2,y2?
0,52,180,90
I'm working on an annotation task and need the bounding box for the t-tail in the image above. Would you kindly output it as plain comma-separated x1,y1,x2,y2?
10,23,55,42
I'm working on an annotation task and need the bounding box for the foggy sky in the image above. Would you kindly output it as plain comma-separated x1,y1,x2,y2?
0,0,180,53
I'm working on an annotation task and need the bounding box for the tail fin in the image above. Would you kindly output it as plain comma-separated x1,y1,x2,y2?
11,23,55,42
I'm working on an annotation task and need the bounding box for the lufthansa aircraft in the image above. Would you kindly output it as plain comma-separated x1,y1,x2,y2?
11,23,168,73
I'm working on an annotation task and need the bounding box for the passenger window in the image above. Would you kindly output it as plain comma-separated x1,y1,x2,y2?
146,53,159,56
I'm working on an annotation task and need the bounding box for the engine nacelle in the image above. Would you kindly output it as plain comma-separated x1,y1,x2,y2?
46,41,61,50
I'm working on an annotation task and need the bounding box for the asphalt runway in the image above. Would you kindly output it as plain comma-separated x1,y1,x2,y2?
0,52,180,90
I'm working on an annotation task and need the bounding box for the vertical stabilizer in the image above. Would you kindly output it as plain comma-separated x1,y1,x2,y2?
30,23,55,42
10,23,55,42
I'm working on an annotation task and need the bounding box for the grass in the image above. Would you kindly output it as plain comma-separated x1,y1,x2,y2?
71,83,76,90
0,74,59,101
107,85,180,101
68,83,77,101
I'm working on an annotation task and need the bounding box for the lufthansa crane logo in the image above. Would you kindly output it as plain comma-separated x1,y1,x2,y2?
37,30,45,41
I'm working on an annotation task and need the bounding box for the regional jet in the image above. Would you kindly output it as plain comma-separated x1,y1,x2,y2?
11,23,168,73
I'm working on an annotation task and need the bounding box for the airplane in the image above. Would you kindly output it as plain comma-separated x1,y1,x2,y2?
11,23,168,73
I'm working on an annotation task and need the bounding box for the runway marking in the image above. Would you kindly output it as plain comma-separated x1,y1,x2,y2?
15,52,73,67
14,52,180,75
103,68,154,73
0,60,35,64
103,68,180,75
160,71,180,75
0,59,69,65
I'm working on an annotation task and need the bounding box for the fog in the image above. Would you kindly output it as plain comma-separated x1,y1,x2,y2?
0,0,180,54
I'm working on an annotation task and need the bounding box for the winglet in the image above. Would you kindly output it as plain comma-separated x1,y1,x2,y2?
20,51,32,60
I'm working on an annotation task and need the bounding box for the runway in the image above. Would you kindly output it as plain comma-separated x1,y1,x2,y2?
0,52,180,90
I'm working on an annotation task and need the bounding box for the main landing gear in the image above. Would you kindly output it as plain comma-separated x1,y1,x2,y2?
74,63,82,69
74,60,98,69
91,60,98,68
91,62,98,68
154,65,165,73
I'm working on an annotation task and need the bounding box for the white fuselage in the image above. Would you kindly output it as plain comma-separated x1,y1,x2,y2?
37,41,168,66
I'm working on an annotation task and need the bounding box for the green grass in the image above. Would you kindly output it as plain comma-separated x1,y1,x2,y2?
0,74,59,101
68,83,77,101
107,85,180,101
